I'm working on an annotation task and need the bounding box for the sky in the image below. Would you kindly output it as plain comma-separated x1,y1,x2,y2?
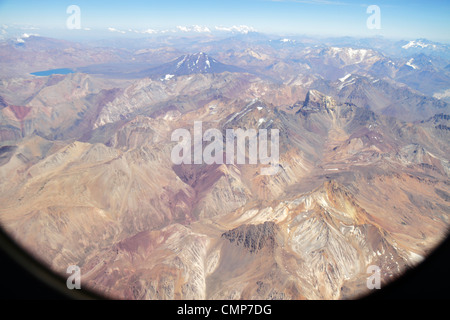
0,0,449,42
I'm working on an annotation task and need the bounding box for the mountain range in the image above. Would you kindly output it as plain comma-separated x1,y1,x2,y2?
0,33,449,300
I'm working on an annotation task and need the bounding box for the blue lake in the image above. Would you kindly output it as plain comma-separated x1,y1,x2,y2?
31,68,75,76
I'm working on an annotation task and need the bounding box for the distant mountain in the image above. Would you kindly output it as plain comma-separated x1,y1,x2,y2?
141,52,245,78
393,54,450,97
398,38,450,60
311,74,450,122
401,38,447,51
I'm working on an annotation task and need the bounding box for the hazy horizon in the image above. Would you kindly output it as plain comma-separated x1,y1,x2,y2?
1,0,450,43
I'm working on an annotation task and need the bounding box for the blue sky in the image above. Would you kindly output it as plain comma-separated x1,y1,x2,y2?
0,0,449,42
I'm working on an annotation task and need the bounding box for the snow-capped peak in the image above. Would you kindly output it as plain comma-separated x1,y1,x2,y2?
170,52,223,74
339,73,352,82
402,39,437,50
406,58,419,70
